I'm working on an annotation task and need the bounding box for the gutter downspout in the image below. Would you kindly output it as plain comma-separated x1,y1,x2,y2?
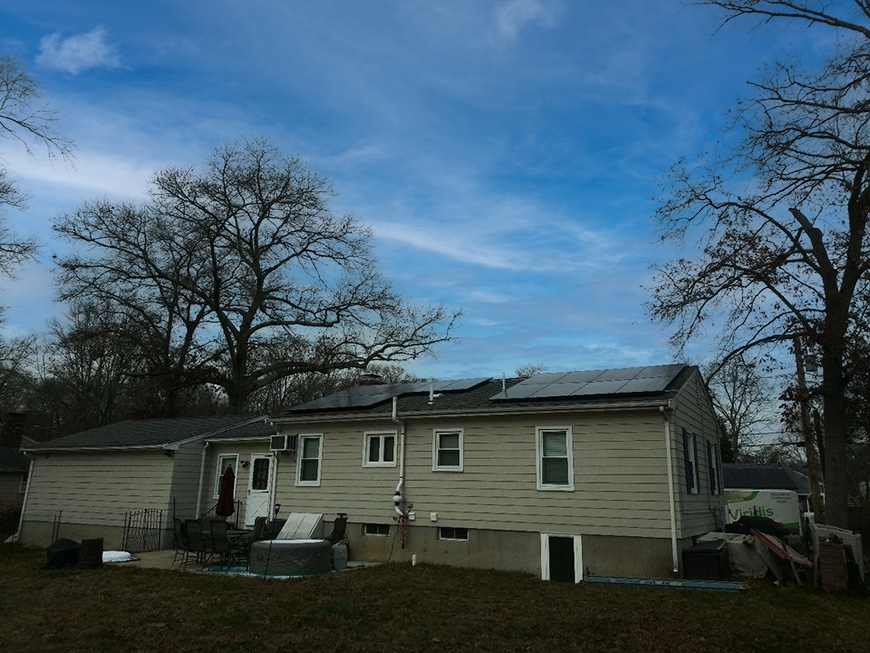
391,397,406,517
195,441,210,518
269,452,280,523
660,403,679,574
12,457,35,543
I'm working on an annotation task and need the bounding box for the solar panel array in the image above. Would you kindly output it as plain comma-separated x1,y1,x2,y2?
490,365,685,401
289,377,492,412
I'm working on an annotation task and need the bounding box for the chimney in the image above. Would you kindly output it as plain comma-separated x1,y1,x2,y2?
1,412,26,448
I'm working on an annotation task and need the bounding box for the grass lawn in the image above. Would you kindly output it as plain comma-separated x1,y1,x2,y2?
1,547,868,652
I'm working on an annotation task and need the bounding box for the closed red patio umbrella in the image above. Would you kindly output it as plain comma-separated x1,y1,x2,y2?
216,464,236,517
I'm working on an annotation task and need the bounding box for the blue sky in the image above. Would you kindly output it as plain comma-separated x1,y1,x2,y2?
0,1,819,379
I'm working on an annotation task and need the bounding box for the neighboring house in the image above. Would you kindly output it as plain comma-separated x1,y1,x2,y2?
723,462,813,522
17,416,277,549
723,463,811,496
0,447,29,512
233,363,723,580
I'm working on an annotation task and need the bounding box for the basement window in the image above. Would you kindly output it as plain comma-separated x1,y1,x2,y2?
364,523,390,536
439,527,469,541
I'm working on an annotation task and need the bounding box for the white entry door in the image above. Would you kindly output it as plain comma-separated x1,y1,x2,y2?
245,454,273,527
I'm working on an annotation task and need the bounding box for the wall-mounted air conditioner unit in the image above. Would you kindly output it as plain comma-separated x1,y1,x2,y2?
270,434,298,454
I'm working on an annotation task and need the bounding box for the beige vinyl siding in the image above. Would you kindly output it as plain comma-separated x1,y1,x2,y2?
273,424,397,521
407,412,672,538
20,450,175,546
275,409,676,539
671,369,725,537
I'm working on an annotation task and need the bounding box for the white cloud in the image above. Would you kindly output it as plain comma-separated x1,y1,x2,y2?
37,27,120,75
494,0,558,41
6,147,151,200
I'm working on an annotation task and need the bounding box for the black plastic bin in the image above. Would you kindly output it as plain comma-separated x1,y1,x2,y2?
682,540,730,580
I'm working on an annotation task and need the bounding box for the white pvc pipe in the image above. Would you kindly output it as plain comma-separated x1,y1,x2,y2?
13,457,35,542
660,404,679,573
392,396,406,517
195,441,210,518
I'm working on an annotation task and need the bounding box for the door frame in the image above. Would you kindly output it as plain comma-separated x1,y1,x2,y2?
540,532,583,583
245,453,274,527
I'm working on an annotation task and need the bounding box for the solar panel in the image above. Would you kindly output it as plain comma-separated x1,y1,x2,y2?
596,366,649,381
569,379,633,396
289,377,492,412
490,364,685,402
428,378,491,393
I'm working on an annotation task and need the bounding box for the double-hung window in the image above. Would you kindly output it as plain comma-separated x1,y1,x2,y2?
364,432,396,467
433,429,463,471
297,434,323,486
707,441,721,495
683,428,699,494
214,454,238,497
536,427,574,491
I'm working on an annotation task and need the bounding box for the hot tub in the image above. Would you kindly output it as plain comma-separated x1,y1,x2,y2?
248,539,332,576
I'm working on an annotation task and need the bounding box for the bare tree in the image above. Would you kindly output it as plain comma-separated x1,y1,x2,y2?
41,302,138,432
515,363,549,378
0,55,73,276
648,5,870,527
247,361,419,412
54,138,459,412
706,356,773,462
696,1,870,38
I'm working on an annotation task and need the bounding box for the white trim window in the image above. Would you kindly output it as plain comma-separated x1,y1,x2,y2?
683,428,699,494
433,429,463,471
214,454,239,497
364,523,390,537
364,431,396,467
536,427,574,491
297,434,323,486
707,441,721,495
438,526,469,541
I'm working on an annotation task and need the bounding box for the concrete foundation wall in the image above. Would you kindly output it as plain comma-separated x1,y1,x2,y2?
341,520,686,579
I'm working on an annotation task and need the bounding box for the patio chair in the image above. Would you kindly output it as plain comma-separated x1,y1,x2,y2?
264,518,287,540
251,516,268,542
209,519,246,569
171,518,188,566
183,518,210,568
327,513,348,545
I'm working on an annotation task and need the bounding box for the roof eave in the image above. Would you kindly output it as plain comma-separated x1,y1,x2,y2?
24,444,167,454
272,395,673,425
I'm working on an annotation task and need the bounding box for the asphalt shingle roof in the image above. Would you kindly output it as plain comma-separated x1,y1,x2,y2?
723,463,811,494
25,416,263,451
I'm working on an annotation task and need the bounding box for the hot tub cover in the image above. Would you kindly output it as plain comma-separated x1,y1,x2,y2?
248,539,332,576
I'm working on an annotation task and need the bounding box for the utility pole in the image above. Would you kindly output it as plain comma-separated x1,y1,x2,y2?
794,337,825,523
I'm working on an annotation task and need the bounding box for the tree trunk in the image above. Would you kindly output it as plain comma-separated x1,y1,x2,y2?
822,347,849,528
